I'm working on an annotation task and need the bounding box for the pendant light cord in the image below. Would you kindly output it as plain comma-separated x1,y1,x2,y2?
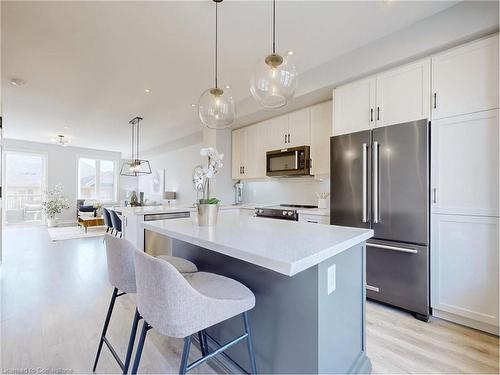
272,0,276,54
215,1,219,89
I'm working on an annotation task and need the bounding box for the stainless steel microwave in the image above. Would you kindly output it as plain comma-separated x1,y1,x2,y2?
266,146,311,177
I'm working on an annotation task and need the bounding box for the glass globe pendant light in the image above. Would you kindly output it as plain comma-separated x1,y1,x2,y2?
250,0,297,109
198,0,235,129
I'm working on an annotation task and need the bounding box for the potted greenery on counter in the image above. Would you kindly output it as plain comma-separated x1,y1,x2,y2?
192,148,223,226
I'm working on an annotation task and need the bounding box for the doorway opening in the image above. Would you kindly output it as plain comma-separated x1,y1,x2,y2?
3,151,47,225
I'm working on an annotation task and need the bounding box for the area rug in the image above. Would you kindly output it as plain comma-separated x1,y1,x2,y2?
47,225,107,241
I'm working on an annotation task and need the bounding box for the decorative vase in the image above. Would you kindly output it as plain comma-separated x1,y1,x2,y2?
47,218,58,227
197,204,219,226
130,191,139,207
318,198,328,209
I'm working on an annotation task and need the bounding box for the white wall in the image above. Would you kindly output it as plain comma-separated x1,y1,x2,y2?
3,138,121,223
243,178,330,207
143,142,204,207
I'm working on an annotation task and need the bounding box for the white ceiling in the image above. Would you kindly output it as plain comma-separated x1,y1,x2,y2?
2,0,459,154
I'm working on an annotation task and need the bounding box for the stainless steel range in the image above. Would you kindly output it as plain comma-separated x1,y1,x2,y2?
255,204,317,221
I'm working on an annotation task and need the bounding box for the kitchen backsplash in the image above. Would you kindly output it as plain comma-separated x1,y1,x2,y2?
242,177,330,206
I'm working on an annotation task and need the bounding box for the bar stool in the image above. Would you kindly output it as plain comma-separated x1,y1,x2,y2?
102,207,113,235
93,235,198,374
131,250,257,375
109,209,123,238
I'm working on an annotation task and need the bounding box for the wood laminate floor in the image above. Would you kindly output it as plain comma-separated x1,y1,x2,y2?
1,226,498,374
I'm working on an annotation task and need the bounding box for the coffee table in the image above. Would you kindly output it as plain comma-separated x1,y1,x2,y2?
78,216,104,233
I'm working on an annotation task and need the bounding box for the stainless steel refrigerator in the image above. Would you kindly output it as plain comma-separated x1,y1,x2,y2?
330,119,430,321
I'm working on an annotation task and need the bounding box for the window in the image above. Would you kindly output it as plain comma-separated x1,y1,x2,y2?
78,158,117,202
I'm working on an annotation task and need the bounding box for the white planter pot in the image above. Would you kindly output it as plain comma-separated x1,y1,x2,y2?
47,218,58,227
197,204,219,226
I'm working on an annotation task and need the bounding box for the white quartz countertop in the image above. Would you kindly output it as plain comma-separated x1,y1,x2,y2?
114,204,265,216
142,214,373,276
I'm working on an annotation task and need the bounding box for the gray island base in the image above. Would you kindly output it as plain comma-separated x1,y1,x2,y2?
173,240,370,374
143,216,373,374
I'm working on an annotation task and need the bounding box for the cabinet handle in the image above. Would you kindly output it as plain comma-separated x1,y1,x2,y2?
288,133,291,143
242,166,245,174
433,93,437,109
376,107,380,121
366,285,380,293
370,108,374,122
284,134,287,144
307,220,319,224
432,188,437,204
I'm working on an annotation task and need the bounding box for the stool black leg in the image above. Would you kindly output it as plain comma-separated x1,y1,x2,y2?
179,335,192,375
243,311,257,374
93,287,119,372
123,308,141,374
202,330,209,355
131,320,150,374
197,331,206,356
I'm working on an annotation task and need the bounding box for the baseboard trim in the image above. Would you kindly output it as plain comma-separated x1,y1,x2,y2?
432,309,499,335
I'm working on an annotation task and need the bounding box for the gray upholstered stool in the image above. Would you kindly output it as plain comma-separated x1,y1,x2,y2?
131,249,257,375
93,235,198,374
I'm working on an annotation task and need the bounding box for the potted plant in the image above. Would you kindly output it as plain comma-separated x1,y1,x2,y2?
41,184,70,227
194,148,224,226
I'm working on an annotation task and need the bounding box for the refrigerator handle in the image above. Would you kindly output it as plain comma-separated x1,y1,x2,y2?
362,143,368,223
373,141,379,224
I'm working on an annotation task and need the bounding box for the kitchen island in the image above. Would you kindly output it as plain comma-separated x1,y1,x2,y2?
143,214,373,374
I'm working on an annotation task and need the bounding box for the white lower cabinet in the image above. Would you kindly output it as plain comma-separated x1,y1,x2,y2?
299,213,329,225
431,214,499,333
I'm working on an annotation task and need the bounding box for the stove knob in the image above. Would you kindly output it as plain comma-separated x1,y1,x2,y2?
259,209,264,214
282,211,288,216
254,209,259,214
287,211,294,216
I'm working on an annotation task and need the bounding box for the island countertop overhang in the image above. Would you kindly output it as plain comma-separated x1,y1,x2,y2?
142,215,373,276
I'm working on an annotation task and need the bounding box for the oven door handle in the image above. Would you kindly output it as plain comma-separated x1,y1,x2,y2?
295,151,299,169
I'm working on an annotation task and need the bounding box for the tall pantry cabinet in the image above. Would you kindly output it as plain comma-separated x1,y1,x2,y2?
430,34,499,334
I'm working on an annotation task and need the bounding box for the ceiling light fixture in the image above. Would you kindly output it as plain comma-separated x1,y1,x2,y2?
198,0,235,129
10,78,26,87
191,103,197,108
144,88,151,93
53,135,71,147
120,116,152,176
250,0,297,109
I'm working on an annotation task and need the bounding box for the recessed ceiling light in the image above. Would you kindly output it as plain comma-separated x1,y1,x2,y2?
225,85,231,89
63,126,69,130
144,88,151,93
10,78,26,87
191,103,197,108
287,50,294,56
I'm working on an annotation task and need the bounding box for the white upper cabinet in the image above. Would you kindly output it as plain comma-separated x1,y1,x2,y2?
287,108,310,147
431,214,499,330
333,77,376,135
431,109,499,217
244,121,268,179
267,115,289,151
375,59,431,127
310,101,332,176
432,35,499,119
231,127,246,179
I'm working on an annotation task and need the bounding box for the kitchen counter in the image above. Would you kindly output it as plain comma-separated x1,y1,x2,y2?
114,203,266,216
143,212,372,373
143,214,372,276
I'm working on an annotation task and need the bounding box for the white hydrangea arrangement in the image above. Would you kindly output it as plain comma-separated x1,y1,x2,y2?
41,184,70,219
